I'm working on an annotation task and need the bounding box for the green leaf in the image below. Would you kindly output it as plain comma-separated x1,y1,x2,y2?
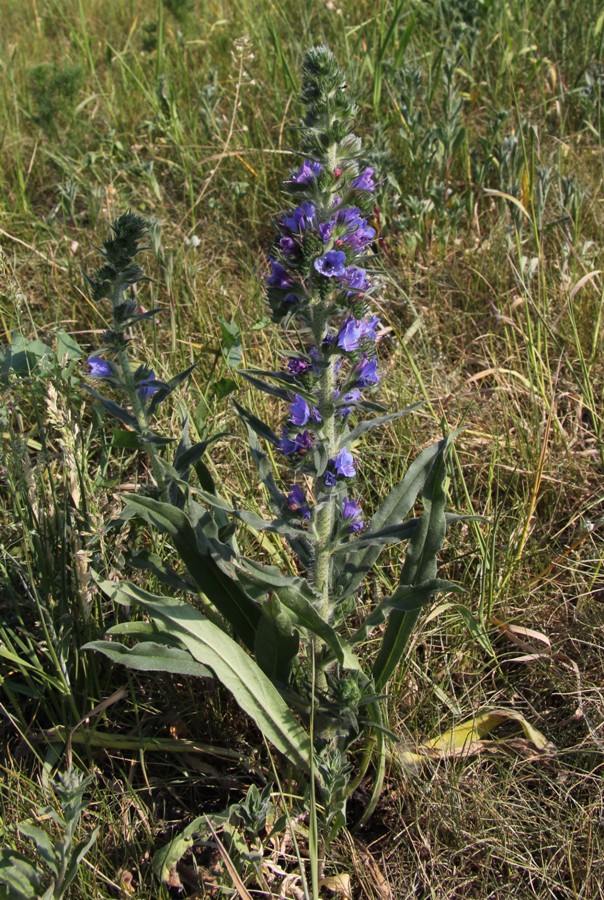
148,362,198,415
153,817,209,883
242,425,312,568
233,400,280,446
55,331,83,361
350,579,464,646
255,596,299,684
372,433,457,690
236,559,359,670
112,429,143,450
62,828,100,893
338,404,423,450
0,849,45,895
191,485,307,541
124,494,261,649
219,317,242,369
88,582,314,775
212,376,238,400
238,371,292,401
335,440,445,599
126,549,195,593
330,518,420,555
85,640,213,679
84,386,139,429
16,823,58,876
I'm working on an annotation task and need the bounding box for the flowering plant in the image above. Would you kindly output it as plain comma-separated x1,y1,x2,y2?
84,47,463,843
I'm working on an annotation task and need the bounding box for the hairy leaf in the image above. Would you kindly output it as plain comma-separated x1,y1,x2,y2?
87,581,314,775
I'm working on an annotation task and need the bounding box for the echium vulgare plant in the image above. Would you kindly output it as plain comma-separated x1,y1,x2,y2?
85,47,463,847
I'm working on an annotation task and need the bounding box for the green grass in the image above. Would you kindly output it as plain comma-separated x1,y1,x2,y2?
1,0,603,896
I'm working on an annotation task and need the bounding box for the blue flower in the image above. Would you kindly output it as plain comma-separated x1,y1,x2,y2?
137,373,161,398
352,167,376,192
289,159,323,185
279,428,313,456
342,496,364,532
324,470,337,487
342,219,376,251
289,394,311,426
286,484,311,520
340,266,369,293
87,356,113,377
314,250,347,278
331,447,356,478
279,236,297,256
267,258,293,290
318,222,335,242
354,356,380,387
337,316,380,352
287,357,313,376
282,202,316,234
336,388,361,418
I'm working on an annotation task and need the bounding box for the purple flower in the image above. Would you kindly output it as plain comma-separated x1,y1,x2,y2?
337,315,381,352
332,447,356,478
282,202,316,234
137,373,161,398
87,355,112,377
318,222,335,242
324,470,337,487
289,159,323,185
352,167,376,192
354,356,380,387
286,484,311,521
336,388,361,418
287,357,312,376
336,206,362,226
340,266,370,292
342,496,364,532
267,258,293,290
314,250,347,278
343,220,376,251
279,428,313,456
279,236,296,256
289,394,311,426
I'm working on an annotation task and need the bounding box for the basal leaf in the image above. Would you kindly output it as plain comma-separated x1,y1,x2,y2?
372,433,458,690
89,581,314,776
83,640,213,679
124,494,261,649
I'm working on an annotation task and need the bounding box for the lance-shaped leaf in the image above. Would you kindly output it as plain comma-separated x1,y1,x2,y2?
337,404,423,450
236,559,359,670
148,361,198,415
372,433,457,691
191,485,309,541
330,513,478,556
240,423,313,567
350,578,464,646
124,494,261,650
83,386,139,429
335,439,445,599
84,640,213,679
238,371,293,402
254,595,300,684
0,849,45,896
330,518,421,555
233,399,280,446
126,549,196,593
85,581,314,776
240,367,301,387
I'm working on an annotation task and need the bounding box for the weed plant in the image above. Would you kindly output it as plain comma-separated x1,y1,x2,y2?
0,1,603,897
